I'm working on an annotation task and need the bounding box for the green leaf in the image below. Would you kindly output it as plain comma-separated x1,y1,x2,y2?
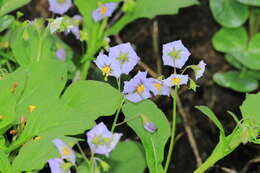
0,0,31,16
122,100,170,173
237,0,260,6
210,0,248,27
240,93,260,126
0,150,11,173
106,0,199,35
213,71,258,92
189,78,199,92
0,15,14,32
212,27,247,53
11,135,79,172
230,33,260,70
78,164,90,173
108,141,146,173
224,54,244,69
10,24,56,66
195,106,225,139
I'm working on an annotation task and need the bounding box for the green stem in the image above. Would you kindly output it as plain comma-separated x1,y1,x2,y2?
90,152,95,173
76,143,90,166
164,87,178,173
111,79,124,133
80,59,92,80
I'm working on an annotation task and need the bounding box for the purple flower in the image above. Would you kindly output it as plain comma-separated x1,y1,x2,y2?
195,60,206,80
48,0,72,15
109,43,140,75
87,122,122,157
140,114,157,133
52,139,75,164
50,17,64,33
164,74,189,87
56,48,66,60
92,3,118,22
94,53,121,80
148,78,170,96
123,71,153,103
48,158,71,173
162,40,191,69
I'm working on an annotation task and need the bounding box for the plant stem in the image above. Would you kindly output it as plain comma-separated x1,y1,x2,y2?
111,79,124,133
80,59,91,80
90,152,95,173
76,143,90,166
164,87,178,173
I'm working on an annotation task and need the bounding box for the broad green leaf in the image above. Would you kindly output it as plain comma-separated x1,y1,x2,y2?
106,0,199,35
0,150,11,173
213,71,258,92
212,27,247,53
10,24,56,66
0,15,14,32
195,106,225,138
0,68,27,134
230,33,260,70
224,54,244,69
61,80,123,120
240,93,260,126
210,0,248,27
122,100,170,173
0,0,31,16
237,0,260,6
11,135,79,172
108,141,146,173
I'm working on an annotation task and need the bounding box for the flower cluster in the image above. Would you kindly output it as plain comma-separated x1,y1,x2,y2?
95,40,206,103
92,3,118,22
48,123,121,173
94,42,140,81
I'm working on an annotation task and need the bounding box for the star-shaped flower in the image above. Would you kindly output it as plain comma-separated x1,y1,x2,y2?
94,53,121,80
52,139,75,165
87,122,122,157
162,40,191,69
123,71,153,103
164,74,189,87
109,42,140,75
148,78,170,96
48,0,72,15
92,3,118,22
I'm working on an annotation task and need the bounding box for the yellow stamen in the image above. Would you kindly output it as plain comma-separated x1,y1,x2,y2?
137,84,145,94
33,136,41,141
10,130,16,135
99,6,108,15
101,66,111,81
62,147,70,156
28,105,36,113
172,77,181,85
154,83,162,91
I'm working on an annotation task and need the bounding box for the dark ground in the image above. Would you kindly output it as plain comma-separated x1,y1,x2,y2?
20,0,260,172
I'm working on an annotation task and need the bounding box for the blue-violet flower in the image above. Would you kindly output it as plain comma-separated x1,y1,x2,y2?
123,71,153,103
92,3,118,22
87,122,122,157
48,0,72,15
52,139,75,165
162,40,191,69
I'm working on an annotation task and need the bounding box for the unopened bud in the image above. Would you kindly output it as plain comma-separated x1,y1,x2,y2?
10,130,16,135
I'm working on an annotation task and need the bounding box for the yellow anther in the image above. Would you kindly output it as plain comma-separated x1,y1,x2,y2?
10,130,16,135
33,136,42,141
172,77,181,85
62,147,70,156
99,6,108,15
101,66,111,81
57,0,66,3
0,115,3,120
137,84,145,94
154,83,162,91
28,105,36,113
